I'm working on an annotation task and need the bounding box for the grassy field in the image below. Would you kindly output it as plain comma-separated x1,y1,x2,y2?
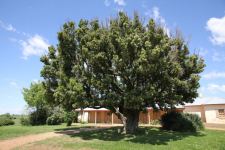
0,123,85,140
17,127,225,150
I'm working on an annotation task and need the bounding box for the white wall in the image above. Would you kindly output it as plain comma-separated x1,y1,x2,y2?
184,105,206,121
187,112,201,117
78,111,89,123
204,105,225,124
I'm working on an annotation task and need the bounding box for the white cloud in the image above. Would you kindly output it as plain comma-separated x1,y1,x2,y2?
0,20,31,37
206,16,225,45
114,0,126,6
104,0,111,6
19,34,49,59
145,6,170,36
1,20,49,59
202,72,225,79
207,83,225,93
0,20,16,32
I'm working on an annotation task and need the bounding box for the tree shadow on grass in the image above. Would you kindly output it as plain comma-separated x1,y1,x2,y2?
54,125,94,131
54,125,95,135
60,127,205,145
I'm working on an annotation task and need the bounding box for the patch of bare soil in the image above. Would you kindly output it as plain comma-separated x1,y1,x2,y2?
0,127,106,150
204,123,225,131
15,144,64,150
0,132,61,150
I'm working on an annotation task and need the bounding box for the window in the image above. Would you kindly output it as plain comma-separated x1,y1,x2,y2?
218,109,225,118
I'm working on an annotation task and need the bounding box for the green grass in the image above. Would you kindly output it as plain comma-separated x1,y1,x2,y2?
23,127,225,150
12,115,22,125
0,123,84,140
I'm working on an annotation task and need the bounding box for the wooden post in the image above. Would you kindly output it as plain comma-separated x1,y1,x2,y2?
148,110,151,125
82,110,84,122
95,111,97,125
112,113,114,125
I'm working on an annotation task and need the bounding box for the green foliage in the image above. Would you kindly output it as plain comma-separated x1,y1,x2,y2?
183,113,204,131
0,113,13,119
0,114,15,126
46,111,64,125
23,82,53,126
20,116,31,126
23,82,47,109
160,111,204,132
65,111,77,126
29,108,49,125
40,12,205,132
150,119,160,125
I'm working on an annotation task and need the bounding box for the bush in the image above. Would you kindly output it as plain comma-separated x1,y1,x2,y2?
29,108,48,125
160,111,204,132
150,119,160,125
20,108,48,126
183,113,204,131
20,116,31,126
46,114,63,125
0,114,15,126
65,111,78,126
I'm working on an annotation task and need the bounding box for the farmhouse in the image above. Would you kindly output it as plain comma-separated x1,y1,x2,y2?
77,107,184,124
184,98,225,124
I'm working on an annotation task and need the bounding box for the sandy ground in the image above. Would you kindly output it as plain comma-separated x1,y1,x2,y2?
0,127,106,150
0,132,61,150
204,123,225,131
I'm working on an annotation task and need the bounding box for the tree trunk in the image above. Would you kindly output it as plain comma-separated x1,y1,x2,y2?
113,107,140,134
124,110,139,133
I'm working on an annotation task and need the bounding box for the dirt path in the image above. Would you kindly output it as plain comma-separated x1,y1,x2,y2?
204,123,225,131
0,127,104,150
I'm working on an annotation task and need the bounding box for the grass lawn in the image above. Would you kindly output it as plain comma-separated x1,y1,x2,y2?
19,127,225,150
0,123,85,140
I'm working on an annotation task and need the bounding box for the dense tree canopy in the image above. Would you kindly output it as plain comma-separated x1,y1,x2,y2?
40,12,205,133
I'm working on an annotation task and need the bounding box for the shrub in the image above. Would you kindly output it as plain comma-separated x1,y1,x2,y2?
0,114,15,126
0,118,15,126
46,114,63,125
20,116,31,126
184,113,204,131
160,111,204,132
65,111,78,126
29,108,48,125
150,119,160,125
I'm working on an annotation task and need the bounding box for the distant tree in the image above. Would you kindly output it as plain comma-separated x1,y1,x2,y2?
41,12,205,133
22,82,49,125
23,82,47,110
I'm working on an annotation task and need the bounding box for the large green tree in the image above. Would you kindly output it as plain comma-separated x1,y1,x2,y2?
41,12,205,133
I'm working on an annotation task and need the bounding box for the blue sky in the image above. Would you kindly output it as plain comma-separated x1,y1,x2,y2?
0,0,225,114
